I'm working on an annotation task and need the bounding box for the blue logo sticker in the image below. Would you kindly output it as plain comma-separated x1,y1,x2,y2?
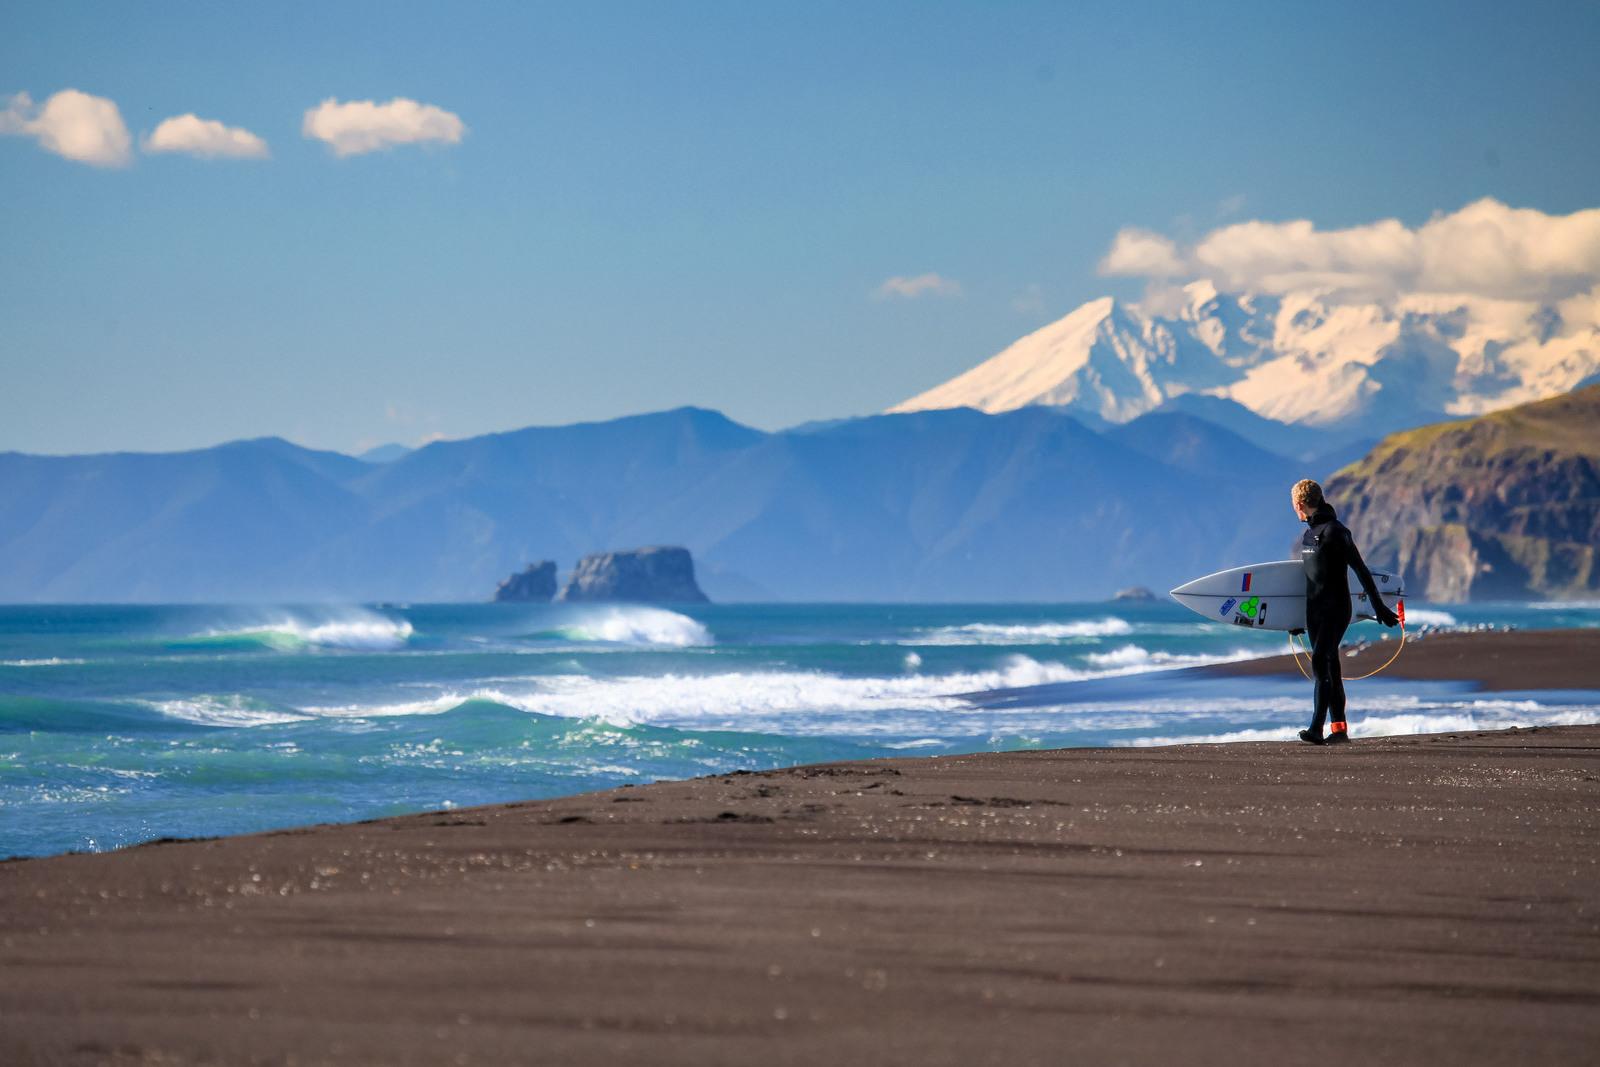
1219,597,1237,616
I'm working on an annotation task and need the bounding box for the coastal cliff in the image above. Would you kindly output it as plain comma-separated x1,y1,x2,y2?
556,546,709,603
1327,384,1600,601
492,561,557,602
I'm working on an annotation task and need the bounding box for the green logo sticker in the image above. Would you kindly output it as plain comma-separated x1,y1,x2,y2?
1239,596,1260,618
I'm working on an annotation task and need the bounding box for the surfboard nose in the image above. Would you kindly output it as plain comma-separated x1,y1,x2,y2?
1169,576,1205,597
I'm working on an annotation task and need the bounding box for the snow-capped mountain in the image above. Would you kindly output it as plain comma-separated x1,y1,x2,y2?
888,281,1600,441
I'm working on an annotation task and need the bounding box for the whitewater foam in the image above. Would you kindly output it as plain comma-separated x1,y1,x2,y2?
295,617,415,650
292,695,471,719
561,607,712,647
1401,608,1457,628
1120,697,1600,747
273,642,1285,737
386,654,1188,736
911,619,1134,645
1085,644,1263,669
201,609,414,651
146,695,309,728
1347,704,1600,737
264,654,1091,733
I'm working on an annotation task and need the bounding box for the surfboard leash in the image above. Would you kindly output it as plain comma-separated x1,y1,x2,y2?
1288,602,1407,681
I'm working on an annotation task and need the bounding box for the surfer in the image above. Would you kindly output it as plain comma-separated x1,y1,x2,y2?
1292,479,1399,744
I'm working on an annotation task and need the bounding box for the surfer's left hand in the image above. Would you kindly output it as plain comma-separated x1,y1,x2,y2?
1376,604,1400,628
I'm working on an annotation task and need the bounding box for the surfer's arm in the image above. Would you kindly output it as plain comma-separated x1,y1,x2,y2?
1343,528,1399,626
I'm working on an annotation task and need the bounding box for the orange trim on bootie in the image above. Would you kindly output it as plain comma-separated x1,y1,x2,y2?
1329,721,1348,734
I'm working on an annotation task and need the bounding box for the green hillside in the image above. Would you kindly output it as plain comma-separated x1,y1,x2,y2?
1327,384,1600,602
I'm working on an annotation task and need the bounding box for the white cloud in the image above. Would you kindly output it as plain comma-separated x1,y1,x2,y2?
302,97,466,157
1099,229,1185,278
874,273,963,300
1099,199,1600,303
0,89,131,167
144,114,269,159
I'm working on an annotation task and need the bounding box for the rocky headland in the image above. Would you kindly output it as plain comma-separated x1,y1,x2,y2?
1328,383,1600,601
556,546,709,603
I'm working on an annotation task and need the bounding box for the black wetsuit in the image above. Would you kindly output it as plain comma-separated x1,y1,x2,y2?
1300,502,1394,736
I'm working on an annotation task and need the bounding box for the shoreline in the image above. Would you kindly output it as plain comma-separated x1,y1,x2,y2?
4,718,1598,1064
2,627,1598,1063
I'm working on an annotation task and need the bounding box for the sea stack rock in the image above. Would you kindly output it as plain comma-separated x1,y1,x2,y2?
492,561,558,602
556,546,710,603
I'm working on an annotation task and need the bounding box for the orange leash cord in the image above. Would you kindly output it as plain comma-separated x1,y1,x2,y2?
1289,603,1407,681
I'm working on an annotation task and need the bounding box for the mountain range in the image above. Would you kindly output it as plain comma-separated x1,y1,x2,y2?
8,281,1596,605
1,405,1328,603
889,281,1600,448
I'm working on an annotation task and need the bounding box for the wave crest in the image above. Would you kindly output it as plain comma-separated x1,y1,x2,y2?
912,618,1134,645
199,610,414,651
146,694,308,728
1085,644,1258,669
543,607,711,647
1401,609,1457,628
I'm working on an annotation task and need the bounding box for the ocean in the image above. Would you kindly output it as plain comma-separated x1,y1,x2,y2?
4,600,1599,859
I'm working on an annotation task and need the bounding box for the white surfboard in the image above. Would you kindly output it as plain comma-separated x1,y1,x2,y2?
1169,560,1404,633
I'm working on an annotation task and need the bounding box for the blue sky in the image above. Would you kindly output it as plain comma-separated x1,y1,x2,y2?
4,0,1598,455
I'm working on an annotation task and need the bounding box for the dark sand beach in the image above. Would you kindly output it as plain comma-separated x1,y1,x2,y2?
3,630,1597,1065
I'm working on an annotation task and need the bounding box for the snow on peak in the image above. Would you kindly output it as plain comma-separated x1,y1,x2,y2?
889,284,1600,437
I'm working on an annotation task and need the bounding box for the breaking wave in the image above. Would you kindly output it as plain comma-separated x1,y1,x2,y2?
260,654,1201,737
195,610,414,651
292,658,1069,727
536,607,711,647
145,694,310,728
1401,608,1457,628
1085,644,1263,669
911,618,1134,645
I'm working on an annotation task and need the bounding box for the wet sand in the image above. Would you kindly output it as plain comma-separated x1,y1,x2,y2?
2,633,1598,1065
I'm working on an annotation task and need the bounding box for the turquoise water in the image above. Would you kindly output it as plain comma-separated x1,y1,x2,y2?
3,601,1598,858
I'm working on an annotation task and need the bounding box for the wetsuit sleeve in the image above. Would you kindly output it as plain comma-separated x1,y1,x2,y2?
1341,525,1397,623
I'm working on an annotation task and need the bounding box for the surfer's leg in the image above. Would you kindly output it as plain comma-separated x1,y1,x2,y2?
1305,617,1331,735
1325,615,1351,741
1307,610,1347,738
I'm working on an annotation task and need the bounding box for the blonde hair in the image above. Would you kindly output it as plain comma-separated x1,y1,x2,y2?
1291,479,1324,510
